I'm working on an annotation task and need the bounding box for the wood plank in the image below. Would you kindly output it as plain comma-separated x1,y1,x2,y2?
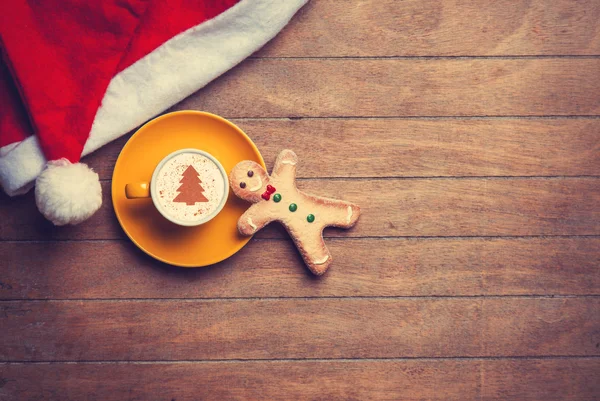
256,0,600,57
84,118,600,180
1,178,598,240
174,59,600,117
1,359,598,401
1,298,598,361
1,238,598,299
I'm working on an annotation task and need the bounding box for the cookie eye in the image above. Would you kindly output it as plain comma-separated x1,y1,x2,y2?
240,182,246,189
247,170,254,177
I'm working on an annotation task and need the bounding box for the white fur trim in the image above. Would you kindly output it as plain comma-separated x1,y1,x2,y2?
35,160,102,225
0,142,19,156
0,138,46,196
0,0,307,196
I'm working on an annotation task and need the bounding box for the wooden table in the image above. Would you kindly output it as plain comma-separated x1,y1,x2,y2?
1,1,599,399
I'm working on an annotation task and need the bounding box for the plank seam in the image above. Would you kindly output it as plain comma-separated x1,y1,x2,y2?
249,56,600,60
307,176,600,180
97,176,600,183
2,235,599,243
171,115,600,120
1,295,599,302
2,356,599,365
226,116,600,120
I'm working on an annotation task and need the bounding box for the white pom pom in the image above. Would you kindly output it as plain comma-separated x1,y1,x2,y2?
35,159,102,226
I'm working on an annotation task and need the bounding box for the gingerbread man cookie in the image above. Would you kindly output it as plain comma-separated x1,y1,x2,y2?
229,149,360,275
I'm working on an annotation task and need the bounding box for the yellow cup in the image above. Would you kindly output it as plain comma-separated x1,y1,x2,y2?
125,148,229,226
125,182,150,198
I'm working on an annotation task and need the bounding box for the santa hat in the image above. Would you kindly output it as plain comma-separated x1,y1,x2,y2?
0,0,306,225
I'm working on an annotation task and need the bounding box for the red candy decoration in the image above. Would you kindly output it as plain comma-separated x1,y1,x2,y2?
260,184,276,201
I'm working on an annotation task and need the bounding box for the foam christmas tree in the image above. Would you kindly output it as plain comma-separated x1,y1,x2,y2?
173,165,208,205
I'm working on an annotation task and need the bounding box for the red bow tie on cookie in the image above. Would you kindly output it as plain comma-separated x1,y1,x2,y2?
261,185,277,200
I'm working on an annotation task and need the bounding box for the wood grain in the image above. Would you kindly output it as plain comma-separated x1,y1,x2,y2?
256,0,600,57
174,59,600,117
1,358,598,401
1,178,598,240
3,1,599,398
1,238,598,299
83,118,600,180
1,298,598,361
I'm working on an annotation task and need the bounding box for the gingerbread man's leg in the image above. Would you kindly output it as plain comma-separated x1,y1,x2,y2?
237,203,274,235
289,227,332,275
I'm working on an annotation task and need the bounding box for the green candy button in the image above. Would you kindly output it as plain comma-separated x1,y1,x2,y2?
273,193,282,202
307,214,315,223
289,203,297,212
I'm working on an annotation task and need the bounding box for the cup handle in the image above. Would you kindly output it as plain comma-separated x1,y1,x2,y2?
125,182,150,199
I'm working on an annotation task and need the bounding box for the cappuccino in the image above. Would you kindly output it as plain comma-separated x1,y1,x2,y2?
154,152,227,224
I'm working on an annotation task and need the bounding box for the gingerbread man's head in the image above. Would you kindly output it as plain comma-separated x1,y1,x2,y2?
229,160,270,203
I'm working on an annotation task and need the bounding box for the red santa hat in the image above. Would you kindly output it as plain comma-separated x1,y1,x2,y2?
0,0,306,225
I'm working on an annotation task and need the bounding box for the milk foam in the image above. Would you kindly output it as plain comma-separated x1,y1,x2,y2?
155,153,226,223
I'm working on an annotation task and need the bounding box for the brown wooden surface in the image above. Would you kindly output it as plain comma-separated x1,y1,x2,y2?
1,0,599,399
257,0,600,57
2,298,599,360
1,238,598,299
85,119,600,179
1,178,598,240
1,359,598,401
174,59,600,117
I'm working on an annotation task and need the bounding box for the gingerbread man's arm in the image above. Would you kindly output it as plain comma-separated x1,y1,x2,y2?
310,196,361,229
271,149,298,179
237,203,274,236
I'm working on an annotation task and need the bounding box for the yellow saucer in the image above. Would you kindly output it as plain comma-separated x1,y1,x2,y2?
111,111,265,267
